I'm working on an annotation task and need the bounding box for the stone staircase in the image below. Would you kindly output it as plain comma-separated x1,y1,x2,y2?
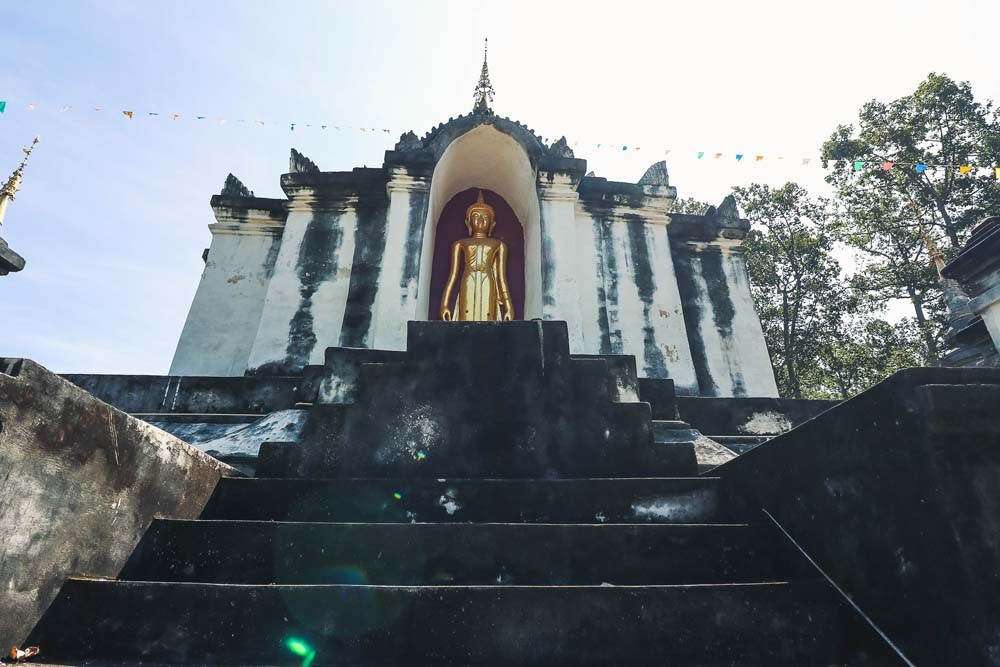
25,322,901,665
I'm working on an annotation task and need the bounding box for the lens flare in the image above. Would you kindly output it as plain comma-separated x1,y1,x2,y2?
284,637,317,667
393,492,403,500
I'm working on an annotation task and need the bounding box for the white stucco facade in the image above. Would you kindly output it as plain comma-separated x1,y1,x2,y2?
170,114,780,396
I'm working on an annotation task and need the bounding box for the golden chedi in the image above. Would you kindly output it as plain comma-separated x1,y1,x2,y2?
439,190,514,321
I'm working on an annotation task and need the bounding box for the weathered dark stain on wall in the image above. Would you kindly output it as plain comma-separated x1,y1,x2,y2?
400,190,429,293
340,192,390,347
699,248,746,396
593,215,622,355
672,248,718,396
539,197,556,309
262,234,282,280
625,215,668,379
285,210,344,370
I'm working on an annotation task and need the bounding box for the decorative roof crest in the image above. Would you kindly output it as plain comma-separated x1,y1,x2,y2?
220,173,253,198
473,38,495,115
289,148,320,174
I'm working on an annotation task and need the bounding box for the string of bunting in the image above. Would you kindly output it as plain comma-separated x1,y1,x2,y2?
3,98,999,180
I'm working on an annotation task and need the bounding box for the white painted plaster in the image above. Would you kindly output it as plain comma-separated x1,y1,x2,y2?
680,241,778,397
645,223,699,391
970,280,1000,353
573,213,605,354
371,169,430,350
718,245,780,397
170,211,284,376
538,174,585,349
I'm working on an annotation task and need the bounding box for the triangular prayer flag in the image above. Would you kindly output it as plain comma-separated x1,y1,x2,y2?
60,105,71,112
94,107,101,111
635,147,640,151
172,114,180,121
0,101,6,113
27,103,35,110
735,154,743,161
663,150,671,156
596,144,602,148
802,158,811,165
853,160,865,172
915,163,927,173
995,167,1000,181
290,123,295,131
622,146,628,151
959,165,972,174
714,153,722,159
321,125,327,130
755,155,764,162
882,161,894,171
122,110,133,119
697,151,705,159
148,112,158,116
218,118,226,125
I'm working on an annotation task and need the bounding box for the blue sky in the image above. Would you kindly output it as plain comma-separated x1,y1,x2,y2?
2,0,998,373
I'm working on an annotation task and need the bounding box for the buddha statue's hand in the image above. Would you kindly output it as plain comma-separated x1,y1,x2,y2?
503,309,513,322
441,307,453,321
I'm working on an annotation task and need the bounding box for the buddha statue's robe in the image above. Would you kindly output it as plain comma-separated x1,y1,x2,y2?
447,238,511,321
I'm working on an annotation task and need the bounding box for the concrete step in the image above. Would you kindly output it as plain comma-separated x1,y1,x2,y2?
119,519,805,586
28,578,901,666
199,477,738,524
709,434,773,454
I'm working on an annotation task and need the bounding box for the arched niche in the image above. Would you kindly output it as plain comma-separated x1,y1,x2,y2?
415,124,542,321
427,189,525,320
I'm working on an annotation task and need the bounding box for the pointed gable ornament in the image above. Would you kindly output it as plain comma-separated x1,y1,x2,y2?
637,161,670,187
220,173,253,198
289,148,320,174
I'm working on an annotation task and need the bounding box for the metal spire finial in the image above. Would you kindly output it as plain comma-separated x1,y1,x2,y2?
0,136,40,227
473,38,495,115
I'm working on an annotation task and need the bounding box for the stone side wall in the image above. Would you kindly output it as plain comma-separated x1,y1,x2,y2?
718,367,1000,665
0,359,233,646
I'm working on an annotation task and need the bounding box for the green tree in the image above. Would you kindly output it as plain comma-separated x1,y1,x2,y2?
833,185,947,363
735,183,847,398
822,72,1000,248
805,318,926,399
820,73,997,363
667,197,710,214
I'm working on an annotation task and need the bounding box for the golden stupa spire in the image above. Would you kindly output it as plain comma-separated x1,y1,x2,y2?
0,136,40,226
473,38,495,115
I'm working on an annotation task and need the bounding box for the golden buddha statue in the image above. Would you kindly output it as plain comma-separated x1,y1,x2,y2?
440,190,515,322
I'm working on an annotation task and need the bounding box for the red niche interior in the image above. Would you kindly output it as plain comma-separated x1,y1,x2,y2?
427,188,525,320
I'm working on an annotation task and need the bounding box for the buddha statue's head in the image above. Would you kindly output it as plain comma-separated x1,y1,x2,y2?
465,190,496,237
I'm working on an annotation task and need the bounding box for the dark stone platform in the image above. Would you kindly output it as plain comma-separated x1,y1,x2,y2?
268,321,690,478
